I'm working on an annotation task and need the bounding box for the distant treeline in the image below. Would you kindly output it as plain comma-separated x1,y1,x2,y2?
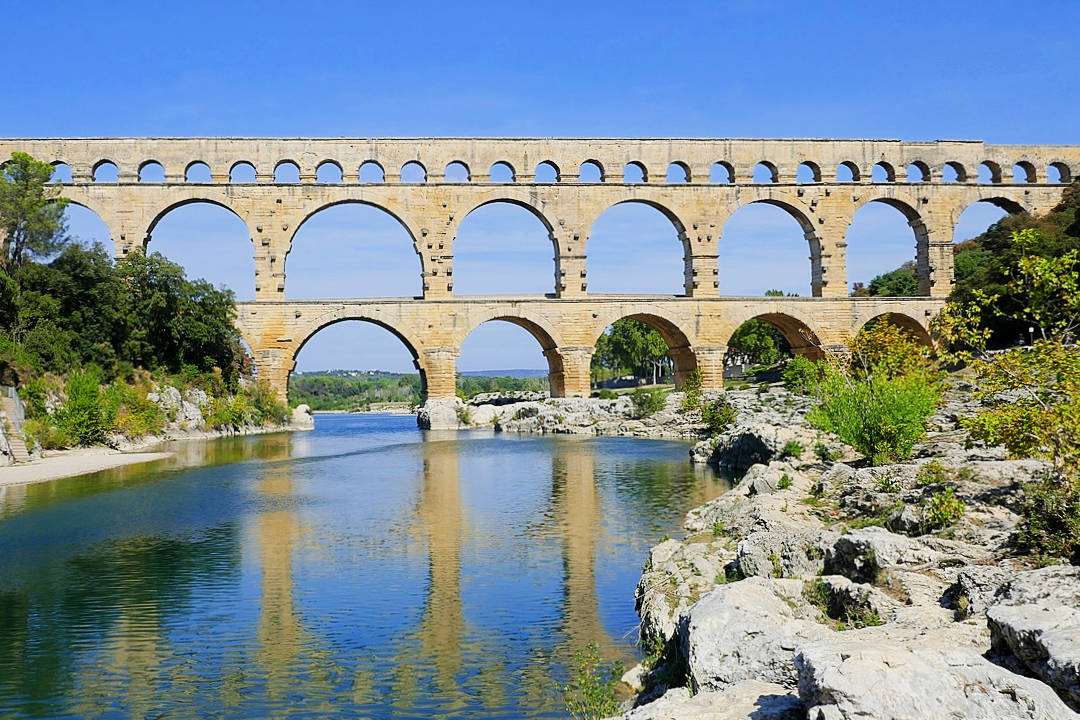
289,371,547,410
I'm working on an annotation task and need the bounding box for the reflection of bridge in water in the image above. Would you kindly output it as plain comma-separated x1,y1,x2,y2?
8,137,1075,419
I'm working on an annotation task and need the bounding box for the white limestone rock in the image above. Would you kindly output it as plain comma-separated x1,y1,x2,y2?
604,681,803,720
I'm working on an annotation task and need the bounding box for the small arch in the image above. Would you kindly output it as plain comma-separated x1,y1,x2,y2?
796,162,821,183
857,313,932,348
185,161,212,183
591,313,697,389
489,161,515,183
623,161,647,183
400,161,427,183
92,160,118,182
665,162,690,183
534,161,559,183
871,162,895,183
726,313,823,364
229,161,256,183
978,161,1002,184
49,162,72,184
754,161,778,184
1012,161,1036,184
444,161,470,182
139,161,165,183
316,161,343,183
906,162,930,183
359,161,385,183
942,162,967,183
579,160,604,183
710,161,734,184
1048,162,1071,184
835,161,860,183
274,160,301,183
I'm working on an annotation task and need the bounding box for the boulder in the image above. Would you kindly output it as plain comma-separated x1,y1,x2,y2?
736,528,835,580
825,527,943,584
796,636,1079,720
604,681,803,720
416,397,464,430
290,403,315,430
679,577,829,692
704,423,818,474
948,564,1014,619
987,565,1080,710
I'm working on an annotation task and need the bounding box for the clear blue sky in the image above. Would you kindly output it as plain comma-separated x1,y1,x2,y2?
7,1,1078,372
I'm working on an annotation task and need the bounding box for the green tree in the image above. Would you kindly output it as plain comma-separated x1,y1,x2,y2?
0,152,68,272
728,319,788,365
591,318,670,383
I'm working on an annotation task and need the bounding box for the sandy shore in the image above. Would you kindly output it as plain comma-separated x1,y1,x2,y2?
0,447,172,487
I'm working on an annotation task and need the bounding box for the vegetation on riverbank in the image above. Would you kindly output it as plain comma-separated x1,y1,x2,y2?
289,370,547,411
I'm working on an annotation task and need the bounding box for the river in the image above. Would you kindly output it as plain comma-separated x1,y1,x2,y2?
0,413,727,719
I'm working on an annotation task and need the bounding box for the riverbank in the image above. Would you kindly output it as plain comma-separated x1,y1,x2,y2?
602,386,1080,719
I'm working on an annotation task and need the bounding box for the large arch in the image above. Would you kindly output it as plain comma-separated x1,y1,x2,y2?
146,200,255,300
718,199,821,297
589,310,698,389
286,200,422,299
846,197,927,296
585,200,687,294
457,316,560,394
450,200,556,295
855,312,933,348
63,202,114,250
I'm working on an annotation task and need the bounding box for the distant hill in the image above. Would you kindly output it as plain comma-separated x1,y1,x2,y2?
459,368,548,379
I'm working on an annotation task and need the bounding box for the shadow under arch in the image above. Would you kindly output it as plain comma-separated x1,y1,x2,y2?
585,199,689,295
457,315,563,394
857,312,933,347
719,198,824,297
289,316,427,401
591,311,698,388
727,312,824,360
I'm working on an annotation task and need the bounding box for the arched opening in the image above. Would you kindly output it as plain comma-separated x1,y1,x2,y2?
401,161,426,183
534,161,559,183
846,200,923,297
230,162,256,183
942,162,966,183
286,202,421,299
1012,162,1036,184
857,313,932,348
978,161,1002,184
451,201,554,295
753,162,778,184
718,201,818,297
1048,162,1071,184
952,199,1024,291
906,162,930,183
185,161,211,183
835,162,860,183
710,162,733,183
359,161,385,183
489,161,515,183
139,161,165,183
591,314,696,389
93,161,118,183
290,320,424,409
457,319,553,397
274,161,300,183
444,161,470,182
316,161,343,183
666,162,689,183
64,203,113,250
623,162,646,183
871,162,895,183
725,314,822,376
146,201,255,300
797,162,821,183
586,202,685,294
49,162,72,184
579,160,603,183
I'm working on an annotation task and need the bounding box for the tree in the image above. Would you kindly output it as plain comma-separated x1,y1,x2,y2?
591,318,670,384
0,152,68,272
728,319,788,365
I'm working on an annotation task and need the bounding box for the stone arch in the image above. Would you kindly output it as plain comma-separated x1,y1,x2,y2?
1012,161,1036,184
92,159,118,182
590,309,698,388
229,161,256,183
942,161,967,183
146,197,247,237
906,161,930,183
754,161,778,183
535,160,559,183
400,161,427,183
579,160,604,183
49,161,73,183
316,160,343,183
489,161,515,182
797,161,821,183
359,160,385,183
856,312,933,347
872,162,895,183
711,161,734,183
138,160,165,182
274,160,301,183
456,313,564,394
1048,161,1071,184
979,161,1003,184
849,196,930,295
290,315,426,399
725,311,824,360
185,160,212,183
836,161,860,182
444,161,470,182
449,198,558,294
584,199,690,293
58,200,115,253
719,198,824,296
623,161,647,183
666,161,690,183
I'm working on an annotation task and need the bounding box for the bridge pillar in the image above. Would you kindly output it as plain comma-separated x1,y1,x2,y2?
249,218,289,301
668,345,699,389
421,347,459,400
549,346,593,397
252,346,294,401
693,346,727,391
919,215,956,298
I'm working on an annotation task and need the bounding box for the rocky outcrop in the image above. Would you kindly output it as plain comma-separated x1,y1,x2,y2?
605,681,803,720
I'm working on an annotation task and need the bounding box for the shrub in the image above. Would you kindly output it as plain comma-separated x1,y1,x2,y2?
1016,477,1080,563
561,643,624,720
630,387,667,418
916,459,949,487
921,487,965,533
807,366,940,466
455,404,472,426
56,367,106,445
777,474,793,490
780,439,804,460
246,380,290,425
680,369,703,411
701,396,736,433
102,379,164,438
814,442,837,462
593,388,618,400
23,416,71,450
876,471,900,493
782,355,821,394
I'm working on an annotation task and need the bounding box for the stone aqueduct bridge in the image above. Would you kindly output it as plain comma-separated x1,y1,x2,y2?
6,137,1077,404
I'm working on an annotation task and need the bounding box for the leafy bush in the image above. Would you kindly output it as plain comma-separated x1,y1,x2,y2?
701,396,736,433
22,417,70,450
455,404,472,426
55,367,106,445
807,365,940,466
777,474,793,490
1016,477,1080,563
814,442,837,462
630,387,667,418
246,380,290,426
921,487,965,533
561,643,624,720
680,369,703,411
780,439,804,460
592,388,618,400
782,355,821,394
102,380,165,438
916,460,949,487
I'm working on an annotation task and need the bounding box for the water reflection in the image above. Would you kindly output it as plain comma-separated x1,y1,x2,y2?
0,416,727,718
